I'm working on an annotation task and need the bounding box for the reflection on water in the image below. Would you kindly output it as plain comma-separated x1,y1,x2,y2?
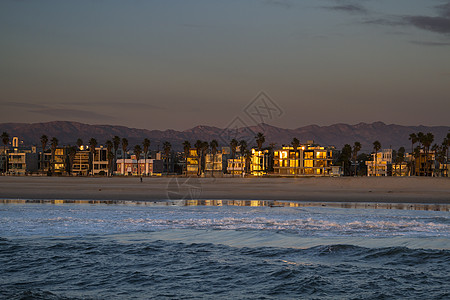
1,198,448,211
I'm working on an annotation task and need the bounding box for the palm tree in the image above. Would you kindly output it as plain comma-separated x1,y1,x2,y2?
210,140,219,177
201,141,209,175
291,138,300,176
352,142,361,176
230,139,238,177
143,138,150,176
194,140,203,176
243,149,252,176
89,138,98,176
408,133,418,175
255,132,265,151
134,145,142,176
422,133,434,176
1,132,10,173
397,147,405,176
50,137,58,175
121,138,128,175
67,146,77,176
239,140,248,176
163,141,171,175
105,140,113,176
76,138,83,149
40,135,48,174
443,133,450,177
373,141,381,176
182,140,191,176
113,136,121,173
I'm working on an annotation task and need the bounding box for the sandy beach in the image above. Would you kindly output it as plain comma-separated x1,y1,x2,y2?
0,176,449,204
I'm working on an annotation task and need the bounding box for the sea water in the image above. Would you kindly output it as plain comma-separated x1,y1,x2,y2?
0,201,449,299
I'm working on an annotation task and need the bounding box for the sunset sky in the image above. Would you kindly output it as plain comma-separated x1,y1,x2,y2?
1,0,449,130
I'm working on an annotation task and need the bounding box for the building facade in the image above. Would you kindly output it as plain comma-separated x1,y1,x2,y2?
366,149,393,176
273,145,334,176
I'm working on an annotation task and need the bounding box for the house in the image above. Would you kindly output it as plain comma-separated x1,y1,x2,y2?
227,157,245,176
273,144,334,176
250,149,270,176
7,147,39,175
366,149,393,176
116,156,163,176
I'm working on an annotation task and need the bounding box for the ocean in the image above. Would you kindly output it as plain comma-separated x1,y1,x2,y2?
0,200,449,299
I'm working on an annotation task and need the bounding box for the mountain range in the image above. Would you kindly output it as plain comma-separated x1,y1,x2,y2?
1,121,449,152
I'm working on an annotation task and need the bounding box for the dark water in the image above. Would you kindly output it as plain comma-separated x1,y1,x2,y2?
0,203,449,299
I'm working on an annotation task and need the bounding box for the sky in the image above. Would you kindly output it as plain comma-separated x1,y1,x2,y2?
1,0,449,131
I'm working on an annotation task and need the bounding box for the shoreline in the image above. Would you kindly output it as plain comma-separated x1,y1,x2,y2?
0,176,449,206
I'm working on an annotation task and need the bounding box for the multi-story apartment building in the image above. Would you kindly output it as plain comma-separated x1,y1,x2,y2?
366,149,393,176
227,157,245,176
7,147,39,175
250,149,270,176
92,147,109,175
116,156,163,176
414,151,435,177
273,145,334,176
72,150,90,176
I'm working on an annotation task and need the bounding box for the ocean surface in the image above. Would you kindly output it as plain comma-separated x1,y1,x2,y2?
0,200,449,299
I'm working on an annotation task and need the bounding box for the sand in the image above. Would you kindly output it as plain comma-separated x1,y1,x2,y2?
0,176,449,204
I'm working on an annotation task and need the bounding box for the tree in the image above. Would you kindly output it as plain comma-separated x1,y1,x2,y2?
291,138,300,176
338,144,352,176
194,140,203,176
443,133,450,177
352,142,361,176
201,141,209,175
230,139,238,177
408,133,418,175
89,138,98,176
105,140,113,176
373,141,381,176
113,136,121,173
182,140,191,176
239,140,248,176
422,133,434,176
255,132,265,151
396,147,405,176
209,140,219,177
40,135,48,174
134,145,142,176
243,149,252,176
76,138,83,149
163,141,171,174
1,132,10,173
50,137,58,175
143,138,150,176
67,146,77,176
121,138,128,159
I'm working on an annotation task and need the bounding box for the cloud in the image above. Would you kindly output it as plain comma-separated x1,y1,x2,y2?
262,0,293,9
2,102,47,109
30,109,115,121
325,4,368,15
410,40,450,46
404,16,450,34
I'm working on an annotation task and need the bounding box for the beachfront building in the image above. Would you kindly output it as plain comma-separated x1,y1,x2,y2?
414,151,435,177
186,148,200,176
72,149,90,176
205,152,226,177
92,147,109,175
227,157,245,176
250,149,270,176
273,144,334,176
366,149,393,176
116,157,163,176
7,147,39,175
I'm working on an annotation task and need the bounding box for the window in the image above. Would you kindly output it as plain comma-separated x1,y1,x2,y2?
304,152,313,159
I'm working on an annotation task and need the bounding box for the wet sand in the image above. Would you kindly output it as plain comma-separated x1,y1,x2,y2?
0,176,449,204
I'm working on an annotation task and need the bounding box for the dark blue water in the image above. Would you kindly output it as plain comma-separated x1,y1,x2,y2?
1,203,449,299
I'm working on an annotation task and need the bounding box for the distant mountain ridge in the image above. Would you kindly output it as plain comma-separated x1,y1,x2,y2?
1,121,449,152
